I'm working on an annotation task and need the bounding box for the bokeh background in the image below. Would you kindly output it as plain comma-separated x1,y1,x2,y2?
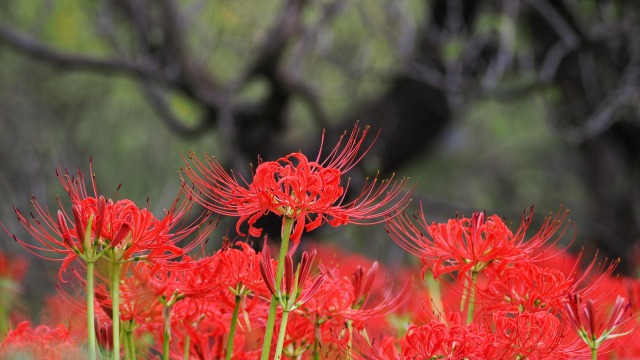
1,0,639,314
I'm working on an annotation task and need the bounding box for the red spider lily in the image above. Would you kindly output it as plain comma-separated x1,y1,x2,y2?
482,263,573,314
67,185,217,263
0,251,27,285
305,262,408,325
171,245,267,315
182,123,412,244
212,241,267,296
563,293,634,355
129,257,218,302
493,310,566,359
307,242,411,328
0,321,85,359
386,204,570,279
480,253,619,314
400,312,496,359
2,159,217,277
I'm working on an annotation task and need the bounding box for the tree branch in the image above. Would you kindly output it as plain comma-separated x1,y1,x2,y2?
140,83,215,138
0,22,166,83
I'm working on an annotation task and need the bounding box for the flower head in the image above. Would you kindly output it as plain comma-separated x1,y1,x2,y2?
400,312,495,359
481,252,619,315
2,159,216,277
493,310,565,359
182,123,411,244
386,204,570,279
0,321,84,360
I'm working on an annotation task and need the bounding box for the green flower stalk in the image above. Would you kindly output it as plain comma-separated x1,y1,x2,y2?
122,320,137,360
260,218,294,360
79,216,99,360
183,334,191,360
159,291,185,360
226,283,253,360
225,294,242,360
108,254,123,360
260,242,324,360
465,270,479,324
85,260,98,358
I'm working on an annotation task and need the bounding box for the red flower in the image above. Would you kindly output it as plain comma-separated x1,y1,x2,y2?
213,241,268,296
480,253,619,314
482,263,573,313
303,261,407,326
0,321,84,360
182,123,412,244
400,312,495,359
0,251,27,285
493,310,565,359
386,204,570,279
2,159,216,276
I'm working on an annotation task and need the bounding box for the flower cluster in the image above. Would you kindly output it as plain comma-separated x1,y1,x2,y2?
0,321,85,359
0,123,638,360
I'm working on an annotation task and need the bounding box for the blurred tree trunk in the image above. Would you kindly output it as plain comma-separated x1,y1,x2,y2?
526,1,640,273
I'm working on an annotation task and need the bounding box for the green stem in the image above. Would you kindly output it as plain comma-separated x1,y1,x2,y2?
86,261,97,360
123,334,131,360
122,331,128,360
129,329,137,360
123,321,136,360
183,334,191,360
262,297,280,359
346,320,353,360
460,275,469,312
466,271,478,324
225,295,242,360
0,305,7,339
591,346,598,360
274,310,290,360
0,281,14,338
312,319,320,360
162,304,173,360
111,260,122,360
260,217,294,360
162,331,170,360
